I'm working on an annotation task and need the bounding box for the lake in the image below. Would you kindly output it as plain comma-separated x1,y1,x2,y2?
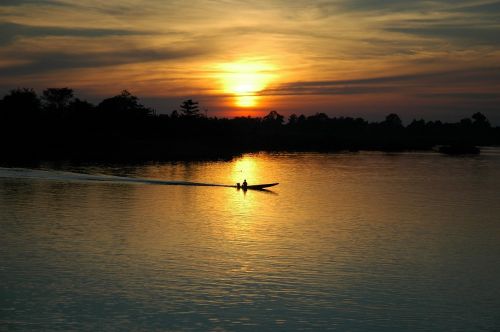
1,150,500,331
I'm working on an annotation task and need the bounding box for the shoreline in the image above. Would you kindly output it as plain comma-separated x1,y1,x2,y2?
1,144,495,166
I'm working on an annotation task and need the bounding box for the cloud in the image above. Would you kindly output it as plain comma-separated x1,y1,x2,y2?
451,1,500,14
416,92,500,100
263,67,500,96
0,46,209,76
0,0,61,5
388,25,500,46
1,0,500,121
334,0,496,13
0,22,148,46
335,0,423,13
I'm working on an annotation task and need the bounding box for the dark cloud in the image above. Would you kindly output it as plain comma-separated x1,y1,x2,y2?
388,25,500,45
335,0,486,13
451,1,500,13
337,0,421,12
0,22,148,46
416,92,500,100
0,47,207,76
263,68,500,96
262,84,395,96
336,1,500,46
0,0,60,5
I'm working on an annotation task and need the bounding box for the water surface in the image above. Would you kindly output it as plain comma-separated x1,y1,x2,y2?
1,150,500,331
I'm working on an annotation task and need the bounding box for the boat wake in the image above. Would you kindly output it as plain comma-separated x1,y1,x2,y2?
0,167,233,188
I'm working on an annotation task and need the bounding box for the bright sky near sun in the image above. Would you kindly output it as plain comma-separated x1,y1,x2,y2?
0,0,499,121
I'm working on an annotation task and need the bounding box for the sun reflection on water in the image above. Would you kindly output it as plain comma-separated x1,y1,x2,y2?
232,156,260,185
4,153,500,330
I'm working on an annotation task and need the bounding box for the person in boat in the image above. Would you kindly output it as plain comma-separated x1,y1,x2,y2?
242,179,248,190
236,182,241,189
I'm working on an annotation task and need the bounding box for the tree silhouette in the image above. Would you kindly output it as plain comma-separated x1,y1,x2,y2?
408,119,426,131
98,90,152,117
42,88,74,112
472,112,490,128
307,112,329,124
1,86,499,162
1,88,41,117
288,113,298,125
263,110,284,124
68,98,95,115
179,99,201,118
383,113,403,128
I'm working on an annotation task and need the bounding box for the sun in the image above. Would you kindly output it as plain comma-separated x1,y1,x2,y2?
216,60,275,108
235,95,257,107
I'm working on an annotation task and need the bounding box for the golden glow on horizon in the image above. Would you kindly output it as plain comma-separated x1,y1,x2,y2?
217,61,276,108
235,95,258,107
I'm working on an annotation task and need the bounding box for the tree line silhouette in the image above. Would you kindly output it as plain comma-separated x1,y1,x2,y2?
1,88,499,161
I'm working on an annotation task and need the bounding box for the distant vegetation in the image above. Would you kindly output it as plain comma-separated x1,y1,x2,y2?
1,88,499,162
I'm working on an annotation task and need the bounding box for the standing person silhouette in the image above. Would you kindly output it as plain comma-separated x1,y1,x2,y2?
242,179,248,190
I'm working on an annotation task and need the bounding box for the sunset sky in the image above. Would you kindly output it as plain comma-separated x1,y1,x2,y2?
1,0,499,122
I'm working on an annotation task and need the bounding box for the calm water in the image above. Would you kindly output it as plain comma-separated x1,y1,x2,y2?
1,150,500,331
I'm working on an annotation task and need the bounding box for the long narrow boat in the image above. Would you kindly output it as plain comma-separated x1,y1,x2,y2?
239,183,279,190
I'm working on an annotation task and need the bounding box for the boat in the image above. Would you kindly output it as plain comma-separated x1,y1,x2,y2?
236,183,279,190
